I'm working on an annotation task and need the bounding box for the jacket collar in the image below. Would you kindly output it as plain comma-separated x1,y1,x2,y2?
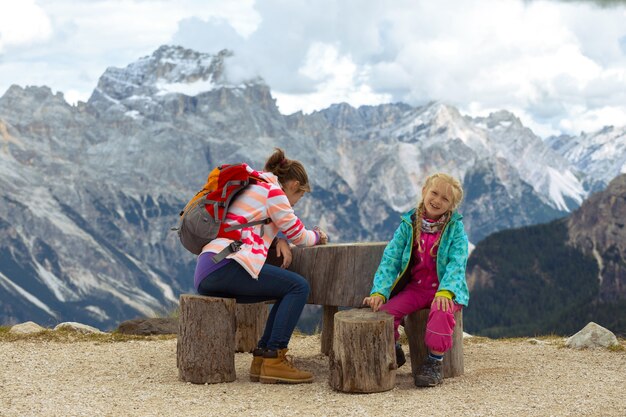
402,208,462,225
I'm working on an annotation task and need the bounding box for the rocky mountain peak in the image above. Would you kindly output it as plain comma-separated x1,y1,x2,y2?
142,45,232,85
418,102,464,129
433,101,462,119
477,110,522,130
0,85,68,108
0,85,78,132
568,174,626,302
87,45,262,107
548,126,626,193
315,102,411,131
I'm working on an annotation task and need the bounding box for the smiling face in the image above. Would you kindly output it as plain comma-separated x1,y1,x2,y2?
422,179,455,220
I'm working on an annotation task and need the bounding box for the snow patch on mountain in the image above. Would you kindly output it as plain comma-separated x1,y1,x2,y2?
24,188,101,245
546,167,585,211
0,272,57,318
156,79,217,96
474,110,587,211
35,262,73,303
85,305,110,321
547,126,626,191
124,253,177,304
125,110,141,120
95,276,159,318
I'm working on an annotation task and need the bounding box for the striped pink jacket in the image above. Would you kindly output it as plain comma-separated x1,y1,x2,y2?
200,164,319,278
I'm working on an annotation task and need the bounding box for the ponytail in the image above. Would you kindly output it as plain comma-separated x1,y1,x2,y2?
264,148,311,192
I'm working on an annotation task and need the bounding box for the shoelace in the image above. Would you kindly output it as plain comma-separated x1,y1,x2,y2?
281,353,296,369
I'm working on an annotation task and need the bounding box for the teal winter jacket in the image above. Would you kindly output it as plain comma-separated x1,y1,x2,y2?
370,209,470,306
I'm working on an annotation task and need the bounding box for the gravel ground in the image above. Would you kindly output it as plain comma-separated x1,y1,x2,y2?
1,334,625,417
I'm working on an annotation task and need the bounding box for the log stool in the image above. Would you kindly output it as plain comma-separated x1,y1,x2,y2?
177,295,237,384
329,309,397,393
235,303,268,353
404,308,464,378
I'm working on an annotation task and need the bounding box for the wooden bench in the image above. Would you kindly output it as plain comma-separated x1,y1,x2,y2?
177,242,464,383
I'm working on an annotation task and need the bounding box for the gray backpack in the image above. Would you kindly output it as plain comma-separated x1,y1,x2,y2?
173,164,270,261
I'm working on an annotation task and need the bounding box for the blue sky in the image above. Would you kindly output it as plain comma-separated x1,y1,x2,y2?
1,0,625,137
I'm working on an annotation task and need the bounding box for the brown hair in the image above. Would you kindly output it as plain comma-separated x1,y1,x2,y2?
264,148,311,192
414,173,464,257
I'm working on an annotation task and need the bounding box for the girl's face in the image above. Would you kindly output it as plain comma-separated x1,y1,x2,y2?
283,180,306,206
422,180,454,220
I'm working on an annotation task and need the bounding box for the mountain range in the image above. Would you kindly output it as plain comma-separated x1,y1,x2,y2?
0,45,624,330
465,174,626,337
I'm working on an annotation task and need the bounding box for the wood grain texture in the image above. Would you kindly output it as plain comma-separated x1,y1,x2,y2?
320,306,338,355
235,303,268,353
288,243,387,307
328,309,396,393
177,295,237,384
405,309,464,378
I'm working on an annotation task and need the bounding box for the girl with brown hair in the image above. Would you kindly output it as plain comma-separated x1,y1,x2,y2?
194,148,327,384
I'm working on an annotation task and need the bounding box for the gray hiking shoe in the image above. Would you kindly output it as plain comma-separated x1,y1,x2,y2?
413,356,443,387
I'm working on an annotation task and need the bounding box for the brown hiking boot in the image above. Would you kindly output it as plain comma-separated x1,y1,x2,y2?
249,348,265,382
259,348,313,384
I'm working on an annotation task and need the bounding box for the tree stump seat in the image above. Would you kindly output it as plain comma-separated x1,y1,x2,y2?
404,308,464,378
177,295,237,384
328,309,397,393
177,295,268,384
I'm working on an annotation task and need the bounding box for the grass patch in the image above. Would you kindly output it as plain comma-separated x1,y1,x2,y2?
153,306,180,319
463,335,493,345
0,328,176,343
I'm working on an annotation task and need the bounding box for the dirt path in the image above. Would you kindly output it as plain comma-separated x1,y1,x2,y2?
1,334,624,416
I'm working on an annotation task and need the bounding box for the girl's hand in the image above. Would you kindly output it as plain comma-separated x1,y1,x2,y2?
431,295,454,312
275,239,292,269
363,295,385,312
314,227,329,245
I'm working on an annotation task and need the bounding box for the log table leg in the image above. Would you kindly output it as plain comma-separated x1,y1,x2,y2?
321,305,338,355
235,303,269,353
177,295,237,384
404,309,464,378
329,309,397,393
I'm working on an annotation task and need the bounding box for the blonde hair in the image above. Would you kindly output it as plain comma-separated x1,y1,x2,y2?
415,173,464,257
264,148,311,192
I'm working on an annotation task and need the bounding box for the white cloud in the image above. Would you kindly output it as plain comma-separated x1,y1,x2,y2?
559,106,626,134
0,0,625,136
169,0,626,134
0,0,258,104
273,42,392,114
0,0,52,50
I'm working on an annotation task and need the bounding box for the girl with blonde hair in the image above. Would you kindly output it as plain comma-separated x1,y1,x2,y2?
363,173,469,387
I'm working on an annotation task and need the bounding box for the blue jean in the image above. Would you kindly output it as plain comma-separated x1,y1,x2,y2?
196,260,310,350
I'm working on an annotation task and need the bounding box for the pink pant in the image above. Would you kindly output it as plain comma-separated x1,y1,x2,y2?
380,283,462,353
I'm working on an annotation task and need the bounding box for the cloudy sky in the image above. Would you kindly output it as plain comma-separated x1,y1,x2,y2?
1,0,625,137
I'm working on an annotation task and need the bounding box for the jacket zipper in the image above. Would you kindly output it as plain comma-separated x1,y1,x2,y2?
388,216,415,296
389,214,456,296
